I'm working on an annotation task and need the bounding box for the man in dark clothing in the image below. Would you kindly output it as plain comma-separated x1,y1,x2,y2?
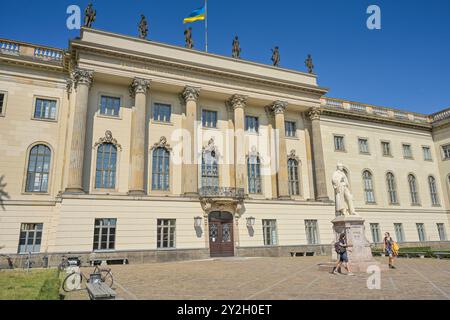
331,233,354,276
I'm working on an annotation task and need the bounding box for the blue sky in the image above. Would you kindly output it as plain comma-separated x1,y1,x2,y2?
1,0,449,114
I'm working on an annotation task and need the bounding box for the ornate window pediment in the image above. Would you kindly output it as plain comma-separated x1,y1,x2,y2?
151,136,172,151
202,138,219,158
94,131,122,151
287,150,300,162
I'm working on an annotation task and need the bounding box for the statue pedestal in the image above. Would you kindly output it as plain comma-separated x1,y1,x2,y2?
319,216,388,273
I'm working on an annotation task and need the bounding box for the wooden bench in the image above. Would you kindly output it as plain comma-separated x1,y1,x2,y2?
290,252,315,257
89,258,128,266
434,252,450,259
86,282,116,300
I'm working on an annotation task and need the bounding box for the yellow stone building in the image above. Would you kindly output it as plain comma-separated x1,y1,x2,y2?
0,28,449,266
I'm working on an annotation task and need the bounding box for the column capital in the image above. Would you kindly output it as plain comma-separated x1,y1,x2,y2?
181,86,200,103
271,100,288,115
129,78,151,97
227,94,248,111
308,107,322,121
71,68,94,89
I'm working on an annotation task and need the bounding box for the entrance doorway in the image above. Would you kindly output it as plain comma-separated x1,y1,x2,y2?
209,212,234,257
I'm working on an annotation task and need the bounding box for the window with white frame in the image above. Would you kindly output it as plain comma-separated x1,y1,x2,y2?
370,223,381,243
416,223,426,242
245,116,259,133
428,176,440,206
202,149,219,188
247,155,262,194
99,95,120,117
288,159,300,196
358,138,369,154
381,141,391,157
152,147,170,191
262,220,277,246
394,223,405,243
285,121,296,137
34,98,57,120
202,110,218,128
442,145,450,160
403,144,413,159
437,223,447,241
95,143,117,189
408,174,420,205
18,223,43,254
157,219,176,249
25,144,51,193
422,146,432,161
386,172,398,204
305,220,319,245
334,135,345,151
153,103,171,123
363,170,375,203
93,219,116,251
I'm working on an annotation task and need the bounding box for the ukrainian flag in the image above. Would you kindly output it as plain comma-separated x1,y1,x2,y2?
183,6,206,24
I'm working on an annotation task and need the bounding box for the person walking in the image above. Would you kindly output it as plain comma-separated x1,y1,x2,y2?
332,233,354,276
383,232,397,269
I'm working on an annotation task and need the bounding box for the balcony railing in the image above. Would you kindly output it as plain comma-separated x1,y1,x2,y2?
432,108,450,123
0,39,64,65
199,187,245,199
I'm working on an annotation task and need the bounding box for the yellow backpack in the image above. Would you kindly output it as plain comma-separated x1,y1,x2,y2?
392,241,400,254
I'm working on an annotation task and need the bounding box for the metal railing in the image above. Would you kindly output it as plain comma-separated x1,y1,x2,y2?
199,187,245,199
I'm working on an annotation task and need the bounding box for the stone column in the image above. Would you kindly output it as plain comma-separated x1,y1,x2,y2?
65,69,94,193
129,78,151,195
272,101,290,199
308,107,329,201
182,86,200,196
228,95,247,192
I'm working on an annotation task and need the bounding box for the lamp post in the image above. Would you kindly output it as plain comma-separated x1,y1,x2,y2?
194,216,203,228
246,216,255,227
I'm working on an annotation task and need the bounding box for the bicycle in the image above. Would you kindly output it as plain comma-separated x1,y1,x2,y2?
0,254,14,270
62,265,114,292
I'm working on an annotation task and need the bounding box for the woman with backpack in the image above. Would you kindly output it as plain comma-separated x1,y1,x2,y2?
383,232,398,269
331,233,354,276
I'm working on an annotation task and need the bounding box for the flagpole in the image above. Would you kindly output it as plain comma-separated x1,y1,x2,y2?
205,0,208,52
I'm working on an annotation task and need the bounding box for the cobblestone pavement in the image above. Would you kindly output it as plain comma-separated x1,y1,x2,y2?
64,257,450,300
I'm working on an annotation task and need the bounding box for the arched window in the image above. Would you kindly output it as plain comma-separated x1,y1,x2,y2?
386,172,398,204
362,170,375,203
202,148,219,188
288,159,300,196
152,147,170,191
428,176,440,206
408,174,419,205
95,143,117,189
248,155,262,194
26,144,51,192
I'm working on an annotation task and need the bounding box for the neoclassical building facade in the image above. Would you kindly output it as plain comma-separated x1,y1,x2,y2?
0,28,449,265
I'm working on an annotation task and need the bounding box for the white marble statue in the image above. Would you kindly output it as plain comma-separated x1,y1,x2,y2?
332,163,358,216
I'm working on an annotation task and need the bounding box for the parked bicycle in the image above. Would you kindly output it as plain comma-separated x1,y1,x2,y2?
0,254,14,269
62,265,114,292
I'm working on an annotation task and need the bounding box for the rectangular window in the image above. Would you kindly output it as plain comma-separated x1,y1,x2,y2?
245,116,259,133
394,223,405,243
202,110,218,128
99,96,120,117
305,220,319,245
437,223,447,241
93,219,116,251
0,92,5,115
285,121,296,137
153,103,171,123
18,223,43,254
381,141,391,157
423,146,432,161
262,220,277,246
442,145,450,160
157,219,176,249
416,223,426,242
358,138,369,154
370,223,381,243
403,144,413,159
34,98,57,120
334,135,345,151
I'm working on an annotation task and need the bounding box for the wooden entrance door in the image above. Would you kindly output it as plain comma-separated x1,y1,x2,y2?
209,212,234,257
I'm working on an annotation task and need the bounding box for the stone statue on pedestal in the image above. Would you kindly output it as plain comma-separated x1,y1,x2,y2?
271,47,280,67
232,36,241,59
184,27,194,49
84,3,96,28
138,15,149,39
332,163,358,217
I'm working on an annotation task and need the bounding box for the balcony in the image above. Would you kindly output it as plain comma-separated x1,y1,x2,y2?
0,38,65,67
199,187,245,200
